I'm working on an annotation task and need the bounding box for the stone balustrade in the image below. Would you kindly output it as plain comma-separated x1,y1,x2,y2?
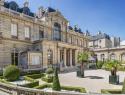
0,82,101,95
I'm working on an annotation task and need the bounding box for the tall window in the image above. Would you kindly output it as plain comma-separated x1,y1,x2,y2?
31,55,40,65
53,23,61,41
11,23,17,36
47,49,53,67
25,26,30,38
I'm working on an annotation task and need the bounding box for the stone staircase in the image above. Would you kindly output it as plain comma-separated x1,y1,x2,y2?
60,66,77,73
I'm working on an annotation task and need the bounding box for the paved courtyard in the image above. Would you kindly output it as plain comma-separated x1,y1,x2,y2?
58,69,125,93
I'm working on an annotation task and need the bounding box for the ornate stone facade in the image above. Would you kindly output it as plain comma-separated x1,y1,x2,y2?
0,0,89,70
93,47,125,63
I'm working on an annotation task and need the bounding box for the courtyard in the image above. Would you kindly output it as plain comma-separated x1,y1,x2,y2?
58,69,125,93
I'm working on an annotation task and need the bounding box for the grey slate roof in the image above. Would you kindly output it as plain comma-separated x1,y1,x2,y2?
90,33,110,41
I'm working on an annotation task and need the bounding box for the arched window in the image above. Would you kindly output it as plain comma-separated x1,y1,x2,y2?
121,53,125,62
110,53,116,60
53,23,61,41
9,1,19,11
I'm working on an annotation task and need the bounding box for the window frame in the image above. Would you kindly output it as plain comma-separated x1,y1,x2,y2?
24,26,30,39
11,23,18,38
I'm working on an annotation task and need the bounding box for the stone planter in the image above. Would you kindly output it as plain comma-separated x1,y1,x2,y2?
109,75,119,84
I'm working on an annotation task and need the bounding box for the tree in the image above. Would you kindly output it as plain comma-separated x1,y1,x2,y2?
52,67,61,91
77,52,89,77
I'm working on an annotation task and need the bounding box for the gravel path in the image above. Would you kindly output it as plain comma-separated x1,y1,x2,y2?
58,69,125,93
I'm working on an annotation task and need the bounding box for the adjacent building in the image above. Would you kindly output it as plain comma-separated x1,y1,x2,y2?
89,32,112,49
0,0,89,70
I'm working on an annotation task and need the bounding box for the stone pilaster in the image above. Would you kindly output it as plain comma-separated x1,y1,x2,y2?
64,48,67,67
70,49,72,67
75,50,78,65
58,48,60,64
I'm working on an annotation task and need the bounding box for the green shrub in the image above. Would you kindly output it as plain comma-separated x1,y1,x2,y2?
22,81,39,88
3,65,20,81
122,79,125,94
52,68,61,91
46,68,54,74
102,60,121,71
96,61,104,69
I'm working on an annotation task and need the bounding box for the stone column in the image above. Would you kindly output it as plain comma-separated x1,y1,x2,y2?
70,49,72,67
64,48,67,67
75,50,78,65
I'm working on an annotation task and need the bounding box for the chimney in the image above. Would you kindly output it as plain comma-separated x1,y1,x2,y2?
0,0,5,6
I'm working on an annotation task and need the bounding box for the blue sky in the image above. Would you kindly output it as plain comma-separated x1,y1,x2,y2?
7,0,125,40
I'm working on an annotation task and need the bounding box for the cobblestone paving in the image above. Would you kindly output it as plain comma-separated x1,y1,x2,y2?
58,69,125,93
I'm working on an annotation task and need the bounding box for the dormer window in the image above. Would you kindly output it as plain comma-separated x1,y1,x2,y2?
9,1,19,11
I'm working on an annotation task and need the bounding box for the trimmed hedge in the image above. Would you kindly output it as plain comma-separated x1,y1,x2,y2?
22,81,39,88
26,74,42,79
3,65,20,81
42,76,53,83
34,84,52,89
24,76,35,82
101,89,121,94
61,86,86,93
122,79,125,93
21,70,44,76
34,84,86,93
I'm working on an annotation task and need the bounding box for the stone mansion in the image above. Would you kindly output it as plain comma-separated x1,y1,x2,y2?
0,0,89,70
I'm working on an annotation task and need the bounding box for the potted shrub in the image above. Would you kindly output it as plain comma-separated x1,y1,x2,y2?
108,60,119,84
77,52,89,78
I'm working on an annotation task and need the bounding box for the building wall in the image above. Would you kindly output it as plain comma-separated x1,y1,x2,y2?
94,47,125,63
0,2,89,69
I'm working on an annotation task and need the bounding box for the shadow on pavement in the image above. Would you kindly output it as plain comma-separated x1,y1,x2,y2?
85,76,104,79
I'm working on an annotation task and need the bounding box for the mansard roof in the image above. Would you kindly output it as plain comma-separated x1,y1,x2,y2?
90,33,111,41
4,1,35,17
